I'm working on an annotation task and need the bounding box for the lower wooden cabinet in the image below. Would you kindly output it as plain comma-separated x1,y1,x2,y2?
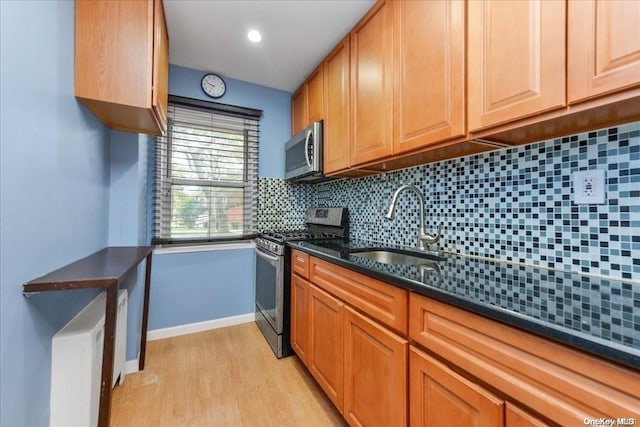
291,263,407,426
291,249,310,280
410,346,552,427
344,306,407,427
308,284,344,412
410,346,503,427
292,255,638,427
290,274,310,364
506,403,551,427
409,293,640,426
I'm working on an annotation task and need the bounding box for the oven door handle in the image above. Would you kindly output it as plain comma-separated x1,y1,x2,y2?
256,246,280,264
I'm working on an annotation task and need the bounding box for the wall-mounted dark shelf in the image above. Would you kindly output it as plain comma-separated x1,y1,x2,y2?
23,246,153,427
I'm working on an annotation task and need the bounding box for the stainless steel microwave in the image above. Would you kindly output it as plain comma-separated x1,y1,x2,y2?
284,121,325,183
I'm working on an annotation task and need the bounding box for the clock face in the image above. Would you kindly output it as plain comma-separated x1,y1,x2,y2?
201,73,226,98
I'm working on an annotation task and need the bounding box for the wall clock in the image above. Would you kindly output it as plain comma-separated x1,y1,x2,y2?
201,73,226,98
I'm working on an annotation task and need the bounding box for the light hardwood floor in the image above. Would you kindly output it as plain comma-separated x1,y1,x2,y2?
110,322,346,427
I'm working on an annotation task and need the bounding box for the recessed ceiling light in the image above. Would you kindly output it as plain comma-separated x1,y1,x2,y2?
247,30,262,43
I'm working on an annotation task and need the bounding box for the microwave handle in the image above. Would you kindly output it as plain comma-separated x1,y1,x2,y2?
304,130,312,169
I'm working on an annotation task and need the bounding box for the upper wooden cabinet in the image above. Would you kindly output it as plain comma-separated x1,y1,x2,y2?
306,67,324,124
152,0,168,131
323,36,351,175
568,0,640,103
291,65,324,136
293,0,639,172
393,0,466,154
467,0,566,132
291,86,307,136
350,0,394,166
75,0,168,135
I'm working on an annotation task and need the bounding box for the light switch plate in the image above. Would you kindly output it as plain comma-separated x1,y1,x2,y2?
573,169,606,204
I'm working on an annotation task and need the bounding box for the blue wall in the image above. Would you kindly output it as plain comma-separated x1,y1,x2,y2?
0,5,291,422
169,64,291,178
0,1,111,426
149,249,255,329
143,65,292,332
108,131,150,360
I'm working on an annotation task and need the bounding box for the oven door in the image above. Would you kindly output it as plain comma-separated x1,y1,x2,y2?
255,246,285,333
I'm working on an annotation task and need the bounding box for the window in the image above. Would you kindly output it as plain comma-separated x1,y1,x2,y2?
151,96,261,244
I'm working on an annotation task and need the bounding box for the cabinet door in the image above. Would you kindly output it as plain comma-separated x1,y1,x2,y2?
568,0,640,103
393,0,465,154
290,274,310,365
307,66,324,124
467,0,565,131
350,0,394,166
409,346,504,427
506,403,551,427
324,36,351,174
344,306,407,427
291,86,307,135
152,0,169,131
309,284,344,413
75,0,165,135
75,0,152,108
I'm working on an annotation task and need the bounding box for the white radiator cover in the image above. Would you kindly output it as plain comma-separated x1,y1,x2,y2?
50,290,127,427
113,289,128,387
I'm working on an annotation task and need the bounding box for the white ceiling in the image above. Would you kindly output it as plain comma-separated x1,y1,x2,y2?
163,0,375,93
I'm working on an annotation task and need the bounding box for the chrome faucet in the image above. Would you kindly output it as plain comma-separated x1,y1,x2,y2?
385,184,442,250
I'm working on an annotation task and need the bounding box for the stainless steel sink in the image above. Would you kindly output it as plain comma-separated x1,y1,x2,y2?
350,248,445,265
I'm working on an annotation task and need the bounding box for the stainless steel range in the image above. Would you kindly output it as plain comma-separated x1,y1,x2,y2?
254,207,348,358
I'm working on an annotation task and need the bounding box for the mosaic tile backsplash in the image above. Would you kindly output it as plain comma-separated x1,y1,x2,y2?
261,122,640,282
257,178,314,231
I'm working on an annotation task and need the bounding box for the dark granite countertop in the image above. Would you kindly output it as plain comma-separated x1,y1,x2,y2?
288,239,640,370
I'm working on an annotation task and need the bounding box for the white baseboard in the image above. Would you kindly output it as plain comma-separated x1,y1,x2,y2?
147,312,255,341
124,359,139,375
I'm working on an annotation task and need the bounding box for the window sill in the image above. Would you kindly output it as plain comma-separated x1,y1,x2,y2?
153,241,255,255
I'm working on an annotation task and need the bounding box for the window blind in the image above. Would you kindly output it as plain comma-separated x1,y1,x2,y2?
151,97,261,244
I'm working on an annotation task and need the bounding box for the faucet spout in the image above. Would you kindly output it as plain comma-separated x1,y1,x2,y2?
384,188,406,220
384,184,441,250
384,207,395,220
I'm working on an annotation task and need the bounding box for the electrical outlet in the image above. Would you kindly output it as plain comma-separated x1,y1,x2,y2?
573,169,606,204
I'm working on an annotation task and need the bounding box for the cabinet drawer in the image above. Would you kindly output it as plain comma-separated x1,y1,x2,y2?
310,257,408,335
291,250,310,279
409,293,640,426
